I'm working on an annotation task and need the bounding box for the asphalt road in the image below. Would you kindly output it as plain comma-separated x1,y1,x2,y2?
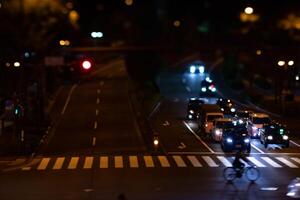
1,58,300,200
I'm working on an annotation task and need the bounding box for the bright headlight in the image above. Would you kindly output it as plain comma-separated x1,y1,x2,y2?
211,87,216,92
267,135,273,140
190,66,196,73
189,110,194,114
188,115,192,119
230,108,236,112
199,66,205,74
215,129,222,135
283,135,289,140
201,87,207,92
226,138,233,143
244,138,250,143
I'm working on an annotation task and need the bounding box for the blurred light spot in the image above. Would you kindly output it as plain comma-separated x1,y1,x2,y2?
64,40,70,46
278,60,285,66
5,62,10,67
24,52,30,58
288,60,294,66
69,10,79,26
14,62,20,67
174,20,181,27
244,7,254,15
91,32,103,38
296,75,299,81
59,40,65,46
66,2,73,9
125,0,133,6
256,49,262,55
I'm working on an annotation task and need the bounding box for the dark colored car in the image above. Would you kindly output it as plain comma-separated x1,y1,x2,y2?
221,123,251,153
199,78,217,97
235,110,253,120
187,98,204,120
259,123,290,148
217,98,236,115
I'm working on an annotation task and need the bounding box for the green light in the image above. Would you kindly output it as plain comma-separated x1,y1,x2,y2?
279,129,284,135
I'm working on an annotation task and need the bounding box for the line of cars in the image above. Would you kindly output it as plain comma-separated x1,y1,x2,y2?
187,97,290,153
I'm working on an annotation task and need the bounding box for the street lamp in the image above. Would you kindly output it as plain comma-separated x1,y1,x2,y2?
278,60,285,67
288,60,294,66
244,7,254,15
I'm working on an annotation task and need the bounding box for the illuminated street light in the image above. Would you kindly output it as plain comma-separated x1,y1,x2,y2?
244,7,254,15
256,49,262,55
173,20,181,27
288,60,294,66
278,60,285,67
59,40,65,46
14,62,20,67
125,0,133,6
91,32,103,38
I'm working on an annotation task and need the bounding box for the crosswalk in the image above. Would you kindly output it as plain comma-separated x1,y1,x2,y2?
20,155,300,171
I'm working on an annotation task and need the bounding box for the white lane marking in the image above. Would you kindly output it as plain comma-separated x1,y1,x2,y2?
247,157,266,167
68,157,79,169
61,84,77,115
53,157,65,170
183,121,215,153
290,140,300,148
167,151,300,156
158,156,170,167
202,156,219,167
96,98,100,104
251,143,265,154
291,157,300,165
172,156,187,167
186,86,191,92
37,158,50,170
114,156,123,168
97,89,101,94
261,157,282,168
94,121,98,129
144,156,154,167
83,157,94,169
217,156,232,167
187,156,202,167
275,157,298,168
129,156,139,168
92,137,96,146
95,109,99,116
100,156,108,168
260,187,278,191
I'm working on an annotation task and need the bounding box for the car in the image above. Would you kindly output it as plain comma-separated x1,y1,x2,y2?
199,104,224,134
235,110,253,121
187,98,204,120
221,123,251,153
199,78,217,97
259,123,290,148
247,113,271,138
188,61,205,74
212,118,232,142
217,98,236,115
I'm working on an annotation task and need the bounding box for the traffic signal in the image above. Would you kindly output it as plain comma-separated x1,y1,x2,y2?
80,59,93,71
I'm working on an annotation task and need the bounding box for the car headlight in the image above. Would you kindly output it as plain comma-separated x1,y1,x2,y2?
205,123,208,127
201,87,207,92
230,108,236,112
267,135,273,140
252,126,258,130
189,110,194,114
190,66,196,73
215,129,222,135
283,135,289,140
221,108,224,111
188,114,192,119
226,138,233,143
211,87,216,92
244,138,250,143
199,66,205,74
238,119,244,124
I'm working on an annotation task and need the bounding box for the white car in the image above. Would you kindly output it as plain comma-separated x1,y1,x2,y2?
212,118,232,142
247,113,271,138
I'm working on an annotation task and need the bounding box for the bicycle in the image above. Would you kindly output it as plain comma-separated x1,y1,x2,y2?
223,165,260,182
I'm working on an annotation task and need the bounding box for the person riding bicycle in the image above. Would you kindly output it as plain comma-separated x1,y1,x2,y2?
232,150,250,177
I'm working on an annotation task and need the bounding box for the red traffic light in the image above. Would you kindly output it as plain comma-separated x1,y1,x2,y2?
81,60,92,70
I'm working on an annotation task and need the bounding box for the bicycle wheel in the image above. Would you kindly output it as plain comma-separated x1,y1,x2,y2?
245,166,260,181
223,167,236,182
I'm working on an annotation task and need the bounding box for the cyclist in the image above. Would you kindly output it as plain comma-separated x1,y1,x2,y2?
232,150,250,177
